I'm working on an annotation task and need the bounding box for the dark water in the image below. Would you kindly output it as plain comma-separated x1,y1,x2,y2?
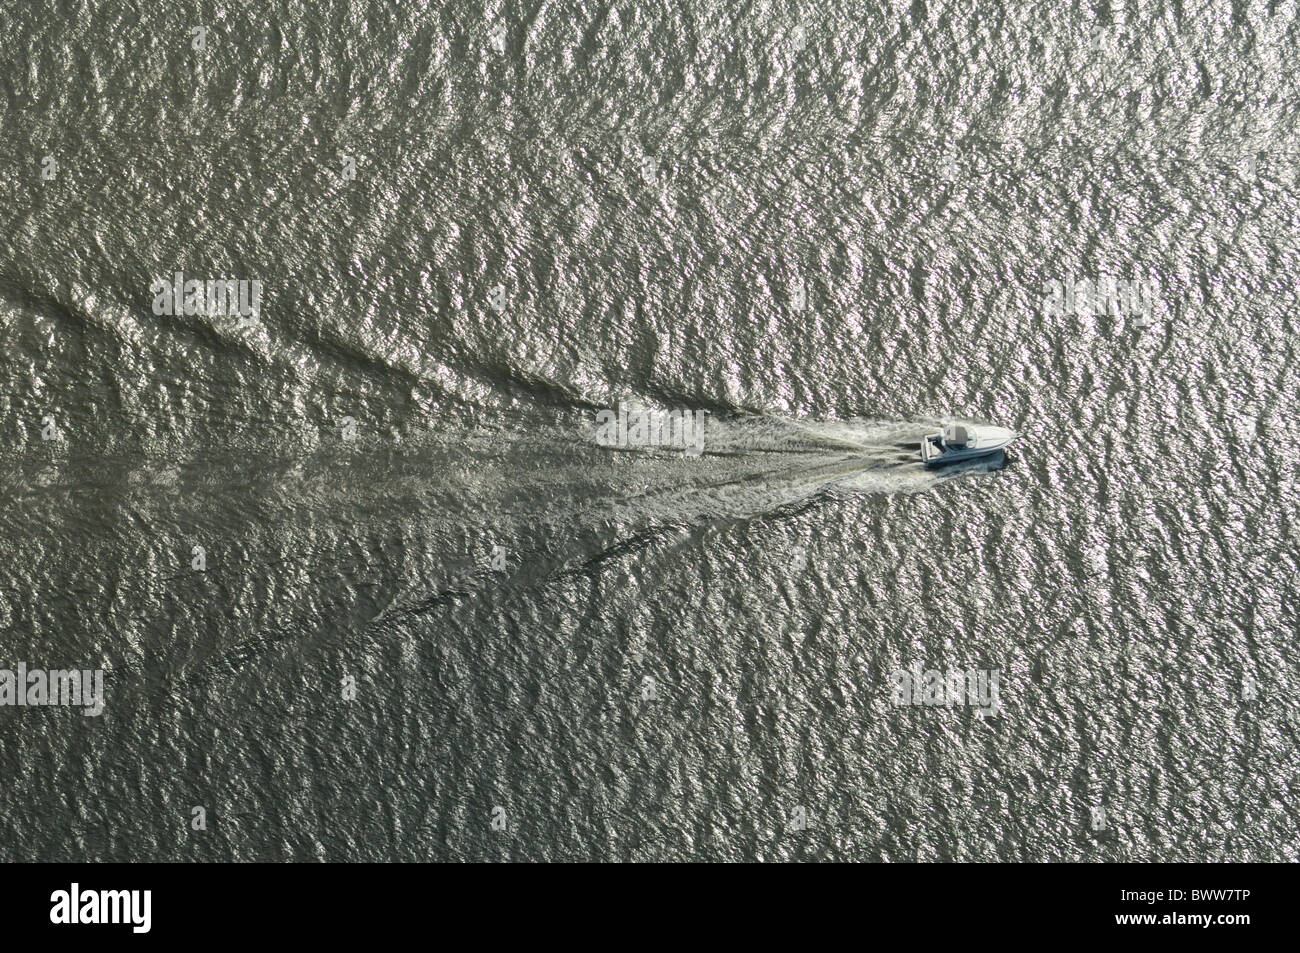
0,0,1297,861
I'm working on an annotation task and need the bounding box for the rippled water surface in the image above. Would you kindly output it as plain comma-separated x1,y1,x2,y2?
0,0,1297,860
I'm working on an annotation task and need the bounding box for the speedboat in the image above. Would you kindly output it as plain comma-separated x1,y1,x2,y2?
920,424,1018,468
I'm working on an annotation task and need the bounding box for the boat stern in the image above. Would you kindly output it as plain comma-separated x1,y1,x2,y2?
920,433,942,466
